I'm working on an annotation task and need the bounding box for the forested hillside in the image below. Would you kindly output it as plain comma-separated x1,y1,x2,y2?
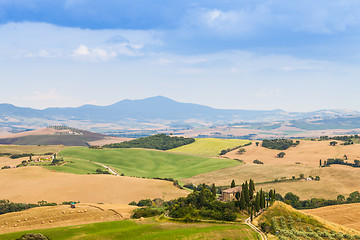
103,134,195,150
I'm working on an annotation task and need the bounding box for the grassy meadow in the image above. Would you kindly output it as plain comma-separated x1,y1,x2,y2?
168,138,250,157
56,147,241,179
0,220,259,240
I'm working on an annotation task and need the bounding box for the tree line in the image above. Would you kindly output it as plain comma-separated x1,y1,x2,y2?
276,191,360,209
321,158,360,168
0,199,57,215
103,134,195,150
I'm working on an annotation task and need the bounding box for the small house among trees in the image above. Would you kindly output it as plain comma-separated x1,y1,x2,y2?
220,186,242,202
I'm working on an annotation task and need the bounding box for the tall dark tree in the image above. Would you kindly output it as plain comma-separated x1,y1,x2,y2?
231,179,236,188
319,159,322,167
243,181,250,208
235,191,240,201
239,192,245,210
250,205,253,221
211,183,216,198
255,192,260,212
249,179,255,200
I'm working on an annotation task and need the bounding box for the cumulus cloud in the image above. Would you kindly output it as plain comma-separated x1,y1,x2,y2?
0,22,156,62
72,43,143,62
73,45,90,55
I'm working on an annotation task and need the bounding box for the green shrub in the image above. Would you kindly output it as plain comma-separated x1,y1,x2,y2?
132,208,163,219
137,199,153,207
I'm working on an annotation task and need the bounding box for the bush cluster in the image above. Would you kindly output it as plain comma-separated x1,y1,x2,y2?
262,139,299,150
132,208,163,219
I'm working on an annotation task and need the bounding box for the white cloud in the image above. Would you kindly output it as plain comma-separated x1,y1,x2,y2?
73,45,90,55
0,22,158,61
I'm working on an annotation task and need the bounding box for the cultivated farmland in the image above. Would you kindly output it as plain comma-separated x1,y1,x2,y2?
0,167,188,204
0,219,259,240
184,140,360,200
302,203,360,232
0,203,136,234
168,138,250,157
57,147,241,179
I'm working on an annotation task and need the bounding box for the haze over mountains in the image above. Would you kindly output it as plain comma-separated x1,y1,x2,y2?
1,96,360,138
1,96,359,123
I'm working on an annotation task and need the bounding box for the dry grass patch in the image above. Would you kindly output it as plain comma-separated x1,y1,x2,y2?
0,144,66,155
225,140,360,167
0,167,188,204
302,203,360,232
0,203,136,234
183,140,360,200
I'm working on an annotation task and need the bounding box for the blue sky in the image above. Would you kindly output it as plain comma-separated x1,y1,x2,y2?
0,0,360,111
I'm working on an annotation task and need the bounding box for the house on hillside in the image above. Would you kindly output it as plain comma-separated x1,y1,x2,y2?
220,186,242,201
34,156,53,162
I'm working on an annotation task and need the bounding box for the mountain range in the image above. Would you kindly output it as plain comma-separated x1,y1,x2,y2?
1,96,359,123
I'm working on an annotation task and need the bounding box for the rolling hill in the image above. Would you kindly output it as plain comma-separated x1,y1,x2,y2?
0,127,130,146
57,147,242,179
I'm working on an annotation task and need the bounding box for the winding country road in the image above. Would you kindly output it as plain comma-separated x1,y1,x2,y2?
94,162,119,176
245,217,267,240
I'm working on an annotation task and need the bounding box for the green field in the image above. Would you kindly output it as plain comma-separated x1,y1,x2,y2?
168,138,250,157
0,220,259,240
56,147,241,179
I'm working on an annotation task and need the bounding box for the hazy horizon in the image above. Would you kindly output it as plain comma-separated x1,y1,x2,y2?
1,95,358,113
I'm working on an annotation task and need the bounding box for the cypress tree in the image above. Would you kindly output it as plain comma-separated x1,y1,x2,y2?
211,183,216,199
249,179,255,200
244,181,250,208
260,189,265,209
255,192,260,212
231,179,236,188
250,205,253,221
239,192,245,210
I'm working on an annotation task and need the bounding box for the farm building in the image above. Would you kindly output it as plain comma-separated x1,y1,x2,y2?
220,186,242,201
34,156,54,162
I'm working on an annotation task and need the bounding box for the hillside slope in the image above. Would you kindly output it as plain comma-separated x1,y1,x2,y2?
0,203,136,234
302,203,360,232
0,167,188,204
0,127,129,146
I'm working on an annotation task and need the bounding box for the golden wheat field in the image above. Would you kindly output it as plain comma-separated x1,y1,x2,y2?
0,167,188,204
183,140,360,200
302,203,360,232
0,203,137,234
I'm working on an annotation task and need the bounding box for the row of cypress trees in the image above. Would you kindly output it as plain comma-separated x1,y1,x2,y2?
230,179,276,219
